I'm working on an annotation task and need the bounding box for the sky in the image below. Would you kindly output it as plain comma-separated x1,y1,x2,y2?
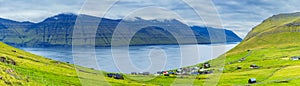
1,0,300,38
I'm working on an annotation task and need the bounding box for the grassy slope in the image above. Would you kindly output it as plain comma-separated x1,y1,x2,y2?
0,42,151,86
214,12,300,85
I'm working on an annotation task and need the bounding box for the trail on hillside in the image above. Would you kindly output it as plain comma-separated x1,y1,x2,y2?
228,50,253,64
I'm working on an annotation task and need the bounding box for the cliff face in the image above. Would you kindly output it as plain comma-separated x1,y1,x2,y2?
0,13,242,47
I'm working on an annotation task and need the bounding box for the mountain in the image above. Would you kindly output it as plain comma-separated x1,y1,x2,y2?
0,13,241,47
191,12,300,85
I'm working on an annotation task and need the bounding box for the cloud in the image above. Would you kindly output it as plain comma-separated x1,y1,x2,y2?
213,0,300,38
0,0,84,22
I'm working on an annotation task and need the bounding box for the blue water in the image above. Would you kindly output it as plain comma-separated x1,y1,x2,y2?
20,43,238,73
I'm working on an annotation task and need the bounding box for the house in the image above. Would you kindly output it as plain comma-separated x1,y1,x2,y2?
157,71,163,75
131,72,137,75
237,66,242,70
142,72,150,75
182,68,192,73
239,58,246,62
168,71,175,75
107,73,115,78
114,74,124,80
250,64,260,69
191,67,199,71
203,63,211,68
191,72,199,75
291,56,300,60
198,68,207,74
248,78,256,84
163,71,169,76
176,68,183,74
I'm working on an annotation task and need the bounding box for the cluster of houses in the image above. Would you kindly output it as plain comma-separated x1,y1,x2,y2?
156,63,213,76
130,72,150,75
106,62,214,80
127,63,213,76
106,73,124,80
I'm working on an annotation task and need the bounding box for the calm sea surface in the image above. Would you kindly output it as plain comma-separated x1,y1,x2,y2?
20,43,238,73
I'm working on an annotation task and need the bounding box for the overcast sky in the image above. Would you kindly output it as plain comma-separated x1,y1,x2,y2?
1,0,300,38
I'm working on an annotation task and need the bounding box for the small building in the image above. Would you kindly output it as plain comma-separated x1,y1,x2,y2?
168,71,175,75
248,78,256,84
163,71,168,75
107,73,115,78
163,71,169,76
291,56,300,60
131,72,137,75
157,71,163,75
198,68,207,74
192,67,199,70
142,72,150,75
203,63,211,68
239,58,246,62
237,66,242,70
250,64,260,69
114,74,124,80
176,68,183,74
191,72,199,75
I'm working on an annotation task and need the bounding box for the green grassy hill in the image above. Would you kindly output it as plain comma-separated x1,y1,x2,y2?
0,42,151,86
213,12,300,85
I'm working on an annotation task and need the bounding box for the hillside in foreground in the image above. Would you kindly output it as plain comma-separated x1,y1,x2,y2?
0,42,151,85
210,12,300,85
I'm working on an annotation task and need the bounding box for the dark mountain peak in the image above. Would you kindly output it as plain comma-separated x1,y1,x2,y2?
48,13,77,21
37,13,78,27
54,13,77,17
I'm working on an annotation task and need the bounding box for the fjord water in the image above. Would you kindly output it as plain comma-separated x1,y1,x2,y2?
20,43,238,73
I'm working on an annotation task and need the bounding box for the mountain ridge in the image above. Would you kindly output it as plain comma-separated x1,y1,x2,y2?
0,13,242,47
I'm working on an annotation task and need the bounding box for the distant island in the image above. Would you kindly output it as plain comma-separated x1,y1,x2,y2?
0,13,241,47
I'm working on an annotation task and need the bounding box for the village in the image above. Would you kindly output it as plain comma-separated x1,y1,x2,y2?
105,49,300,84
106,62,213,80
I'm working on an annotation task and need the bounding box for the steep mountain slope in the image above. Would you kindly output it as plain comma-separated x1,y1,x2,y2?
0,13,241,47
209,12,300,85
191,26,242,43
